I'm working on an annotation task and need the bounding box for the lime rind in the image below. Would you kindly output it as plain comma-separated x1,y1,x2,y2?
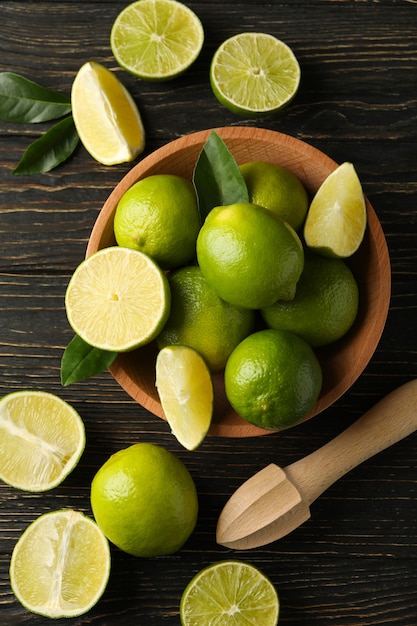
0,390,85,492
10,510,110,618
111,0,204,81
210,32,300,117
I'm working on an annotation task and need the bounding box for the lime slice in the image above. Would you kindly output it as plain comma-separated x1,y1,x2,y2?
180,560,279,625
0,390,85,492
155,345,213,450
10,509,110,618
210,32,300,117
304,162,367,257
71,61,145,165
110,0,204,81
65,247,170,352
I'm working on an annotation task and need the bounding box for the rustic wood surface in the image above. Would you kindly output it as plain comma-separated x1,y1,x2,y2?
1,1,416,624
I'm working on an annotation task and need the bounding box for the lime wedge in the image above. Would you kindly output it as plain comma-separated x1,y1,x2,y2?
180,560,279,625
71,61,145,165
210,32,300,117
0,390,85,492
304,162,367,257
110,0,204,81
10,510,110,618
156,345,213,450
65,247,170,352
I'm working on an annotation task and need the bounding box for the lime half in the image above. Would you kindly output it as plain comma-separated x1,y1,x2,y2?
71,61,145,165
10,510,110,618
304,162,367,257
180,560,279,625
111,0,204,81
210,32,300,117
65,247,170,352
156,345,213,450
0,390,85,492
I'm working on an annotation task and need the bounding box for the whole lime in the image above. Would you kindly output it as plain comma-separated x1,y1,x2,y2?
156,265,254,372
224,329,322,430
196,203,304,309
113,174,200,269
262,252,359,347
90,443,198,557
239,161,309,231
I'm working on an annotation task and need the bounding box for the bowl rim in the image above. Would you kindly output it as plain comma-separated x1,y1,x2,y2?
86,126,391,437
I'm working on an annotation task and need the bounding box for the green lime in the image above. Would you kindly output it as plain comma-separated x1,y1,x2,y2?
210,32,300,117
196,202,304,309
114,174,200,270
262,252,359,347
156,265,255,372
304,162,367,258
90,443,198,557
239,160,309,231
10,510,110,618
65,247,170,352
180,560,279,625
156,345,214,450
111,0,204,81
0,390,85,492
224,329,322,430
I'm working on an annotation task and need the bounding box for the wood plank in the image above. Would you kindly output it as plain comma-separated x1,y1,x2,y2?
0,1,416,624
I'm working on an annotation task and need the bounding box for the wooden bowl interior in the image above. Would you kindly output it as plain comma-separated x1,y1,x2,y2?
86,127,391,437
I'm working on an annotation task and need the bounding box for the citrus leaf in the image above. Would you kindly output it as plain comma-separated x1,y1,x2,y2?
61,334,117,386
193,130,249,221
13,115,79,175
0,72,72,123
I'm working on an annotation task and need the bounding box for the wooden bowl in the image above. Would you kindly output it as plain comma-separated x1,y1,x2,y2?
86,127,391,437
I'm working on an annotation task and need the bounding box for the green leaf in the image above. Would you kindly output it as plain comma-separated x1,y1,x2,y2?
61,334,117,387
13,115,79,175
0,72,72,123
193,130,249,221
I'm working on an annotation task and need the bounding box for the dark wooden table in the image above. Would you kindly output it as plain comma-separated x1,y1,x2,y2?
1,1,416,624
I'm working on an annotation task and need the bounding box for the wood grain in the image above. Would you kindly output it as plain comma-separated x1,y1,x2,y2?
1,1,417,624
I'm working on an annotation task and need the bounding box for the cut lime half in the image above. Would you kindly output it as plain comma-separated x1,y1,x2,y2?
156,345,213,450
10,510,110,618
210,32,300,117
180,560,279,625
0,390,85,492
111,0,204,81
65,247,170,352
